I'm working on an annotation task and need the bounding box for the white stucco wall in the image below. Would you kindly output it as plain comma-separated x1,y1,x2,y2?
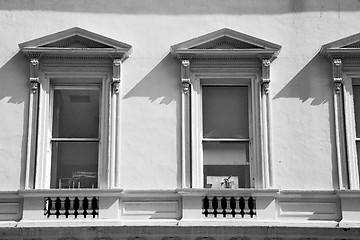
1,0,360,190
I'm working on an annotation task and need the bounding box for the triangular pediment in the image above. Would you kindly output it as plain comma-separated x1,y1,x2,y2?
19,27,132,59
190,36,264,50
341,40,360,49
321,32,360,58
40,35,111,48
171,28,280,60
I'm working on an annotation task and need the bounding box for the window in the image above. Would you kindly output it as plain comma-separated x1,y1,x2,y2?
202,81,251,188
20,27,132,189
322,33,360,190
352,81,360,180
51,84,101,188
171,28,281,189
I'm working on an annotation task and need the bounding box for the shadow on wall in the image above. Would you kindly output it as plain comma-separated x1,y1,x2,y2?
0,52,28,104
274,52,339,189
124,53,182,187
0,51,29,189
274,53,332,105
1,0,360,14
124,53,180,105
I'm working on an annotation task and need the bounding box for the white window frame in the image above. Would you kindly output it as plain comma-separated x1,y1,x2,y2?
36,74,109,189
171,29,280,189
191,74,262,188
342,74,360,189
321,34,360,190
20,28,131,190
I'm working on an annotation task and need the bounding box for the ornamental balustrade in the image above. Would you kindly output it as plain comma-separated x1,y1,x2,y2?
44,196,99,218
202,196,256,218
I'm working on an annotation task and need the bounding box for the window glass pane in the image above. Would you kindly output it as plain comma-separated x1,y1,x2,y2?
51,142,98,189
203,142,250,188
52,89,100,138
357,141,360,183
202,86,249,138
353,86,360,138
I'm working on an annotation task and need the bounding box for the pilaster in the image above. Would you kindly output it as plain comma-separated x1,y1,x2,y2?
25,58,40,189
110,58,122,188
260,59,273,188
181,59,191,188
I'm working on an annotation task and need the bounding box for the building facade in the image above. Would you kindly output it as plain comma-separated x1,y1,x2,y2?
2,0,360,239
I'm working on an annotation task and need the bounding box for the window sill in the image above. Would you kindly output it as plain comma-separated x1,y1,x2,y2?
18,188,124,197
177,188,280,197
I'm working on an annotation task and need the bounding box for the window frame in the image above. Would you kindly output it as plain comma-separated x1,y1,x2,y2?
36,73,111,189
20,28,132,190
50,83,102,189
342,74,360,189
191,74,262,188
321,34,360,190
171,29,280,189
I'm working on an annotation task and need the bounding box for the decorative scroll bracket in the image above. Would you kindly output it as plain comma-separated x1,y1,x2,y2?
181,59,191,94
29,58,39,94
112,59,121,94
333,58,343,94
261,59,271,95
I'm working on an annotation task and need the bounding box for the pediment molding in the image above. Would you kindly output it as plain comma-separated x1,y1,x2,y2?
321,33,360,59
19,27,132,60
171,28,281,61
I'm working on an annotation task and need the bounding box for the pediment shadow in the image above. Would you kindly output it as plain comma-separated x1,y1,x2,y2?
273,52,338,189
123,53,182,186
123,53,180,105
273,53,331,105
0,51,29,189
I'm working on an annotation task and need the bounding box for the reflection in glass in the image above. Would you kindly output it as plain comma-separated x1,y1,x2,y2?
354,86,360,138
52,89,100,138
51,142,98,189
203,142,250,188
202,86,248,139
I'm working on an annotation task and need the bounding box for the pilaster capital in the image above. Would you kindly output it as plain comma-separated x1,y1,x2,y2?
112,58,122,94
262,59,271,67
261,79,270,95
181,59,191,94
29,58,39,94
332,58,343,94
182,78,191,95
181,59,190,67
261,59,271,95
334,78,343,94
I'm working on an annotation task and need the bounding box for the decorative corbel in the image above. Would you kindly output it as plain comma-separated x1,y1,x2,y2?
112,59,121,94
181,59,191,94
261,59,271,94
29,58,39,94
333,58,343,94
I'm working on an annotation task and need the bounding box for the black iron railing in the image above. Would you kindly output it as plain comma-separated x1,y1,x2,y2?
202,196,256,218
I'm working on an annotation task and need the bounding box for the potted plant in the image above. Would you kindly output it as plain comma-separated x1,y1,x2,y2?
221,176,235,189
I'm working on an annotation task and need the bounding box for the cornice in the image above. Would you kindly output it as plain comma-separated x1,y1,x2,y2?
173,49,278,61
